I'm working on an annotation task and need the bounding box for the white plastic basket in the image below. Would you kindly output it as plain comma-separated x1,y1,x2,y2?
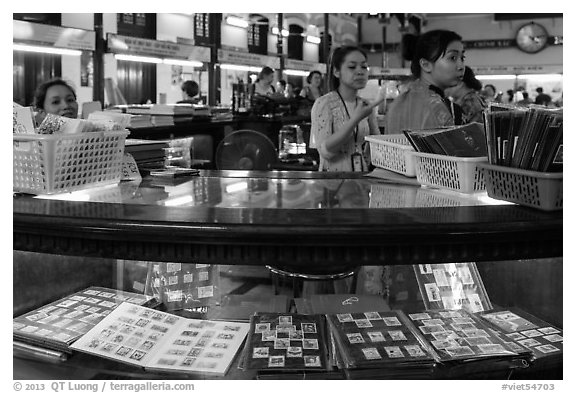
365,134,416,177
480,163,562,211
13,130,129,195
412,152,487,193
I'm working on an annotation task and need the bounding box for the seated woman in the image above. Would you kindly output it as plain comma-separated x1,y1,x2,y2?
386,29,465,134
32,78,79,124
177,80,201,104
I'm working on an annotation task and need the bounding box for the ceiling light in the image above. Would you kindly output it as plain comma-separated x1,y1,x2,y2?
163,59,203,67
284,69,309,77
306,35,321,44
115,54,162,64
272,27,289,37
226,16,249,28
220,64,261,72
13,43,82,56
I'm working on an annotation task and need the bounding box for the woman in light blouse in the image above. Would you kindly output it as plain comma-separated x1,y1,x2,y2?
310,46,385,172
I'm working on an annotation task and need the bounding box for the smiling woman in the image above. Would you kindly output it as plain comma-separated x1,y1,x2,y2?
32,77,79,124
385,29,465,135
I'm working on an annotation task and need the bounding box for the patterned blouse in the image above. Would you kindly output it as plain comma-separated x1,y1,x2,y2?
385,79,454,135
310,91,379,172
457,90,487,124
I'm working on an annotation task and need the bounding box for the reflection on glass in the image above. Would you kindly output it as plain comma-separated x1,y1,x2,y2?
35,176,506,209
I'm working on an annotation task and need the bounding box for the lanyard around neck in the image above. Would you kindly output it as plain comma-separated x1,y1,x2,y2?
335,90,359,144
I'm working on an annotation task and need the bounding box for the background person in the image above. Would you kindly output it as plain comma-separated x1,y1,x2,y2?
32,78,78,124
177,80,201,104
300,70,324,103
534,87,552,106
445,66,487,124
252,66,276,96
386,29,465,134
310,46,384,172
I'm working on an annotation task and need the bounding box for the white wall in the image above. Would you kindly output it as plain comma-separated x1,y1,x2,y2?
59,14,95,111
361,14,563,70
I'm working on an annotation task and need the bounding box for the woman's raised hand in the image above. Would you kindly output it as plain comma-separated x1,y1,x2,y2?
351,95,386,122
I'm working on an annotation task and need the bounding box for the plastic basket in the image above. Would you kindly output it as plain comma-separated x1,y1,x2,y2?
480,163,562,211
365,134,416,177
412,152,487,193
13,130,129,195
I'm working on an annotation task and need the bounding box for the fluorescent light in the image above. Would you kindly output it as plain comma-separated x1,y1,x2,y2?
272,27,289,37
115,54,162,64
220,63,261,72
306,35,321,44
226,16,249,28
163,59,203,67
13,43,82,56
517,73,563,81
476,75,517,80
284,69,309,77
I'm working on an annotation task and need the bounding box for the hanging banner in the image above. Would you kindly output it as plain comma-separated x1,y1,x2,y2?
107,33,211,62
471,64,563,75
285,59,326,74
218,49,280,69
13,20,95,51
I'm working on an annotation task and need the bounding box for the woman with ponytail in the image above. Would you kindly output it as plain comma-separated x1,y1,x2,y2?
386,30,465,134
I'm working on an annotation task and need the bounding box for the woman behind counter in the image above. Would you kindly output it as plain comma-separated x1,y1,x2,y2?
385,29,465,134
310,46,385,172
252,66,276,96
32,78,79,124
300,70,324,103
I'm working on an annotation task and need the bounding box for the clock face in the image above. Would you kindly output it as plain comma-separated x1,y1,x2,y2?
516,23,549,53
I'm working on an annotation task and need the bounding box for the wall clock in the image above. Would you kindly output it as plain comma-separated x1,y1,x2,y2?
516,22,549,53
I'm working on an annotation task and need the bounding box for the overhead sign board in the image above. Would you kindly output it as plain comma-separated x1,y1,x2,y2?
471,64,563,75
285,59,326,73
107,33,210,62
218,49,280,68
13,20,95,51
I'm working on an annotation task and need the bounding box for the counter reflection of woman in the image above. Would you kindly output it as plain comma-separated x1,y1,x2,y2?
445,66,487,124
32,78,79,124
385,30,465,134
300,70,324,103
310,46,385,172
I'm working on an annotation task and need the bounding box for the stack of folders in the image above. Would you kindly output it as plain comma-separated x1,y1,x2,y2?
239,313,335,378
483,105,563,172
124,139,170,168
13,287,155,361
478,307,562,370
403,122,488,157
407,309,527,379
326,310,436,379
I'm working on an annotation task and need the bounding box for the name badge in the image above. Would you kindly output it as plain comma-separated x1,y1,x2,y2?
351,152,364,172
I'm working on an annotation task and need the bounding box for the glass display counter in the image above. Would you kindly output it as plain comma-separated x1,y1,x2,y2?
13,170,562,380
